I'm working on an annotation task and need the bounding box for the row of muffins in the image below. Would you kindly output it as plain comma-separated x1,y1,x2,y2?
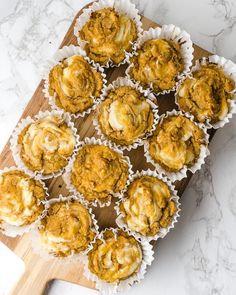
9,107,209,184
1,0,236,293
46,43,236,130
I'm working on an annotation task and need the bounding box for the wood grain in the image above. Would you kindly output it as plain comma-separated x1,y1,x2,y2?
0,3,215,295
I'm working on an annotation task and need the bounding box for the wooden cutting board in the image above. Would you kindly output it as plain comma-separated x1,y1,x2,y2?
0,2,215,295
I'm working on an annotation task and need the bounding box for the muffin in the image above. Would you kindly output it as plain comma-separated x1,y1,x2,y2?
88,229,142,283
176,63,235,124
39,199,96,257
79,8,137,65
0,170,46,227
148,114,206,172
97,85,155,145
119,175,177,237
129,39,184,93
70,144,129,204
48,55,104,114
17,113,76,175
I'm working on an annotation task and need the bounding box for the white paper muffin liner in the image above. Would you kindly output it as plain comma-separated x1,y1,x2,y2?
144,109,210,182
82,227,154,294
43,45,107,118
10,110,80,180
114,169,181,242
63,137,133,207
0,166,49,237
93,77,159,151
74,0,143,68
175,54,236,129
30,194,99,264
126,24,194,96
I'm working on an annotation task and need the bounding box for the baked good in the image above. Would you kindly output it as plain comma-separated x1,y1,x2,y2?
97,86,154,145
88,229,142,283
71,144,129,203
176,63,235,123
0,170,45,226
48,55,103,114
129,39,184,92
79,8,137,65
148,114,206,172
120,175,177,236
18,114,76,175
39,199,95,257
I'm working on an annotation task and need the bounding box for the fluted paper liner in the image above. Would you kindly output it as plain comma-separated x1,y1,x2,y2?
63,137,133,207
144,109,210,182
74,0,143,68
83,227,154,294
126,24,194,95
93,77,159,151
30,195,99,264
10,110,80,180
43,45,107,118
115,169,181,242
175,54,236,129
0,166,49,237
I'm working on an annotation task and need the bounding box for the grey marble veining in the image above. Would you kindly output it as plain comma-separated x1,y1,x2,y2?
0,1,236,294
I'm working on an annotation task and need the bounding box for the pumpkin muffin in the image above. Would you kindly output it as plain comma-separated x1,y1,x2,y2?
79,8,137,65
18,114,76,175
148,115,206,172
119,175,177,237
48,55,104,114
176,63,235,124
39,199,95,257
0,170,45,227
97,86,154,145
129,39,184,93
71,144,129,203
88,229,142,283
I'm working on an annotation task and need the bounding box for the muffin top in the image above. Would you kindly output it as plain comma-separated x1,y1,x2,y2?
18,114,76,175
0,170,45,226
49,55,103,114
176,63,235,123
39,200,95,257
98,86,154,145
79,8,137,65
120,175,177,236
148,115,205,172
88,229,142,283
129,39,184,93
71,145,129,203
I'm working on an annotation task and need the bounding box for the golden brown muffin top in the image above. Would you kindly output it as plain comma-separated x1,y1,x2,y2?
49,55,103,114
39,200,95,257
176,64,235,123
18,115,76,175
71,145,129,203
88,229,142,283
129,39,184,92
0,170,45,226
79,8,137,65
148,115,205,172
120,175,177,236
98,86,154,145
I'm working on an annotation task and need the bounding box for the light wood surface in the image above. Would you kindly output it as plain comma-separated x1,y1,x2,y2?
0,2,215,294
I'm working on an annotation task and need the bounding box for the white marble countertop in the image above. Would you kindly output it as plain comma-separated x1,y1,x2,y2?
1,0,236,294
